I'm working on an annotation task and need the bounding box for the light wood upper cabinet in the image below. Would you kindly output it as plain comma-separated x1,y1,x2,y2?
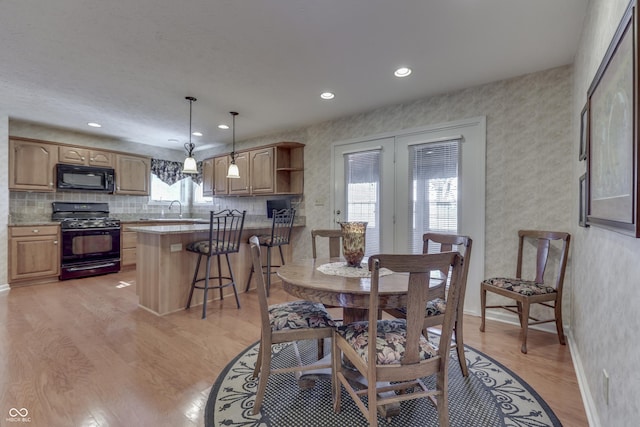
116,154,150,195
9,225,60,282
203,142,304,197
59,146,114,167
228,152,250,195
213,155,229,195
88,150,114,167
202,158,215,197
274,143,304,194
9,138,58,191
250,147,274,194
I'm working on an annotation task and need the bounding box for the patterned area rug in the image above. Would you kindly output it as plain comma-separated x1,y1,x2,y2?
205,338,562,426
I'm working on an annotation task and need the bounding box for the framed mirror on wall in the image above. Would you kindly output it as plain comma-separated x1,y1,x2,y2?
586,0,640,237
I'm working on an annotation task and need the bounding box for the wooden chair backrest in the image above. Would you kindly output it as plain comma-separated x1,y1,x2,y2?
516,230,570,292
367,252,463,366
249,236,272,333
208,209,246,254
423,232,472,301
269,208,296,247
311,229,343,258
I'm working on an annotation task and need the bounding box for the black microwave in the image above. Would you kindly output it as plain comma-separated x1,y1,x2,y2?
56,164,115,192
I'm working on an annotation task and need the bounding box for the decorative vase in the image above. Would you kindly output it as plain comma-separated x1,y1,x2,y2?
340,221,367,267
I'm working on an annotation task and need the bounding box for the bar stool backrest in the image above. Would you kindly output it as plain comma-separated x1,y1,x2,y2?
208,209,246,254
268,208,295,247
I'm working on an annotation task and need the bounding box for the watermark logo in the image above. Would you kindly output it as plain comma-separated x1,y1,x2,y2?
6,407,31,423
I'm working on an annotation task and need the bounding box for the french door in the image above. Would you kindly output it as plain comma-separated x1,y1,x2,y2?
332,117,486,314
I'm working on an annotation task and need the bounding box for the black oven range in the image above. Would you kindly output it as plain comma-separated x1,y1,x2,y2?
52,202,121,280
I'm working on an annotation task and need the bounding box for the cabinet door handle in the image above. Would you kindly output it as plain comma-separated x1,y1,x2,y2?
53,240,58,245
32,229,39,233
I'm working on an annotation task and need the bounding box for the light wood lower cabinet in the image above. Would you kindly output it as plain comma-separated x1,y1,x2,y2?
9,225,60,285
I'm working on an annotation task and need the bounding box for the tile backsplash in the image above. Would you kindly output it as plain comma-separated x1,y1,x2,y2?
9,190,303,223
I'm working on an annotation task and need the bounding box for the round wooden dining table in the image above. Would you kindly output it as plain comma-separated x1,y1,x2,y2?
276,257,416,324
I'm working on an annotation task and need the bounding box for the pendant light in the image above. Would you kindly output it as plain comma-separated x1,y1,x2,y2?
182,96,198,174
227,111,240,179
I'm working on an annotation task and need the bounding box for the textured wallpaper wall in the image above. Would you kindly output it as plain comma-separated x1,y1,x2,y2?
0,115,8,287
572,0,640,425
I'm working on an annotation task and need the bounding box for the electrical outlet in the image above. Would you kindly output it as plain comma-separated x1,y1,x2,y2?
170,243,182,252
603,369,610,405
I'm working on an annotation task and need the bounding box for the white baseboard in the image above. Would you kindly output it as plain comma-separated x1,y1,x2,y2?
475,309,599,427
566,330,600,427
0,283,10,293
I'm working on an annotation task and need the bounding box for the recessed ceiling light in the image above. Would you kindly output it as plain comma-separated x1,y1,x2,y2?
87,122,102,128
394,67,412,77
218,124,230,130
192,131,203,137
320,92,335,100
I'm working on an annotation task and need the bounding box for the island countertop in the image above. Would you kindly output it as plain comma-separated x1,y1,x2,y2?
128,221,304,235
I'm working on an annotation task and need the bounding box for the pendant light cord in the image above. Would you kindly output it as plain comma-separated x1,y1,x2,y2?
230,111,238,161
185,96,197,156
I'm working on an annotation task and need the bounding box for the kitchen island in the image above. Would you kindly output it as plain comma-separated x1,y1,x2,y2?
129,222,301,316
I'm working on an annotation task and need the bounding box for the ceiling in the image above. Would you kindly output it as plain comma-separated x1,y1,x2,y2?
0,0,587,152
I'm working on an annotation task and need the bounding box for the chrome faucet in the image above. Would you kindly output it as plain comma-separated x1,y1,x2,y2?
168,200,182,218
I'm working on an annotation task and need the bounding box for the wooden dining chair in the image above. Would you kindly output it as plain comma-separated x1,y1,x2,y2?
332,252,464,427
480,230,570,354
249,236,338,415
384,233,472,376
311,229,343,259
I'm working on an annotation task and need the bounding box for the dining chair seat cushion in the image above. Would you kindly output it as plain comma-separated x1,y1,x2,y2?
336,319,437,365
394,297,448,318
482,277,557,296
269,301,338,331
254,234,288,247
186,240,238,255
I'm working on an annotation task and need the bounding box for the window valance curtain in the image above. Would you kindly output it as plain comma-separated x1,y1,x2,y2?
150,158,202,185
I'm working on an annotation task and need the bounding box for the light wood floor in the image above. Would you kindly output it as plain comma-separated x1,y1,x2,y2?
0,270,588,427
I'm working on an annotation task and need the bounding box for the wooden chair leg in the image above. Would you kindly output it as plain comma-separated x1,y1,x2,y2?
436,367,450,426
516,301,524,327
253,340,262,378
555,300,566,345
332,337,342,414
454,317,468,377
479,286,486,332
520,301,530,354
252,338,272,415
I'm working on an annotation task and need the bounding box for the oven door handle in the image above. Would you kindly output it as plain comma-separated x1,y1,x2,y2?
61,227,121,232
65,262,118,272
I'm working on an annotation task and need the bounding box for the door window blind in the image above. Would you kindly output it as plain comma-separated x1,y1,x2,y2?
344,149,381,256
408,139,460,253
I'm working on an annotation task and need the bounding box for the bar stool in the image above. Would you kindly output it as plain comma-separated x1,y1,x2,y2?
245,208,295,296
186,209,246,319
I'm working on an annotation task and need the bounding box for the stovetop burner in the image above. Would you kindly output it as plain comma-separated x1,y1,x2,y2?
52,202,120,229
